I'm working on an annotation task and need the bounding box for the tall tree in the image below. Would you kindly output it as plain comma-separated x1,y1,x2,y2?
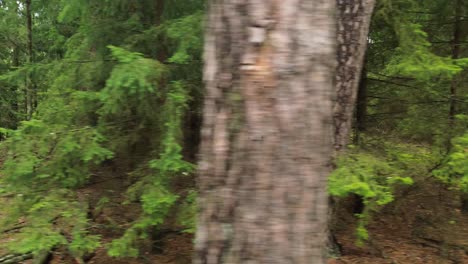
195,1,336,263
328,0,376,254
448,0,463,137
354,61,368,144
0,0,204,259
334,0,376,152
24,0,34,120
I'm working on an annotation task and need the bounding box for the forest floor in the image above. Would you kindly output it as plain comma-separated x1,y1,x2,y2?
1,163,468,263
331,177,468,264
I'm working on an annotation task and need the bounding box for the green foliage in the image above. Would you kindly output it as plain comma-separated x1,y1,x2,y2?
58,0,86,23
434,127,468,192
8,226,67,255
355,214,369,246
165,12,203,64
1,120,113,190
141,186,179,216
149,81,194,173
108,80,194,257
100,45,167,115
4,190,100,258
69,230,101,258
329,141,418,243
376,0,466,80
366,0,468,147
0,0,203,259
107,229,139,257
0,0,466,260
329,151,413,205
177,190,198,233
108,185,179,257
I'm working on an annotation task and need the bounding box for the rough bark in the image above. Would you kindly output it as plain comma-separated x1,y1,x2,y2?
328,0,375,256
333,0,375,152
194,1,336,263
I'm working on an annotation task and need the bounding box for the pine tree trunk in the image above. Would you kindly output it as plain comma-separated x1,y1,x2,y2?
448,0,462,129
194,1,336,263
334,0,375,152
328,0,375,256
11,46,20,128
25,0,34,120
449,0,468,213
354,60,368,145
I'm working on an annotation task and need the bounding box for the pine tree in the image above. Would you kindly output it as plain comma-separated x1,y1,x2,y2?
0,0,204,259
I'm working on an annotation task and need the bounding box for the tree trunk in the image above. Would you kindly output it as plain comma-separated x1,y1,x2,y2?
354,59,368,145
334,0,375,152
328,0,375,256
194,1,336,263
10,46,20,129
448,0,463,131
449,0,468,213
25,0,34,120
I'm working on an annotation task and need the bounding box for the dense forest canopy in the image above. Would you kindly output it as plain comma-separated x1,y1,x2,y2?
0,0,466,263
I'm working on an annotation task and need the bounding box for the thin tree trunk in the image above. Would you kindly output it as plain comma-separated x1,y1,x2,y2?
329,0,375,256
10,46,20,128
449,0,468,213
334,0,375,152
194,1,336,263
354,60,368,145
448,0,462,128
25,0,34,120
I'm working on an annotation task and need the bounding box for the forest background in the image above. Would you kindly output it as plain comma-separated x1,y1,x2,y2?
0,0,467,263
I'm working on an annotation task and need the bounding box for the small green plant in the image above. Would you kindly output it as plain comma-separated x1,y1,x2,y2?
0,0,203,259
177,190,197,233
106,76,194,257
434,128,468,193
329,143,414,244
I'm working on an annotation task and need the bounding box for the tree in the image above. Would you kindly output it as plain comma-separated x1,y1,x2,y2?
0,0,204,259
448,0,463,139
330,0,468,246
329,0,376,252
194,1,336,263
24,0,34,120
334,0,376,152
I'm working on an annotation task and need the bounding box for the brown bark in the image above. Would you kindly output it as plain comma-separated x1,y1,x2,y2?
194,1,336,263
334,0,375,152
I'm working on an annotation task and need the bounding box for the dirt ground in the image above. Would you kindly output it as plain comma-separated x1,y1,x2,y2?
331,178,468,264
1,163,467,263
73,174,468,264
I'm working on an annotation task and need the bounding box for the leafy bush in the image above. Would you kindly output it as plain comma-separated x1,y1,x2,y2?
329,142,417,244
434,129,468,192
